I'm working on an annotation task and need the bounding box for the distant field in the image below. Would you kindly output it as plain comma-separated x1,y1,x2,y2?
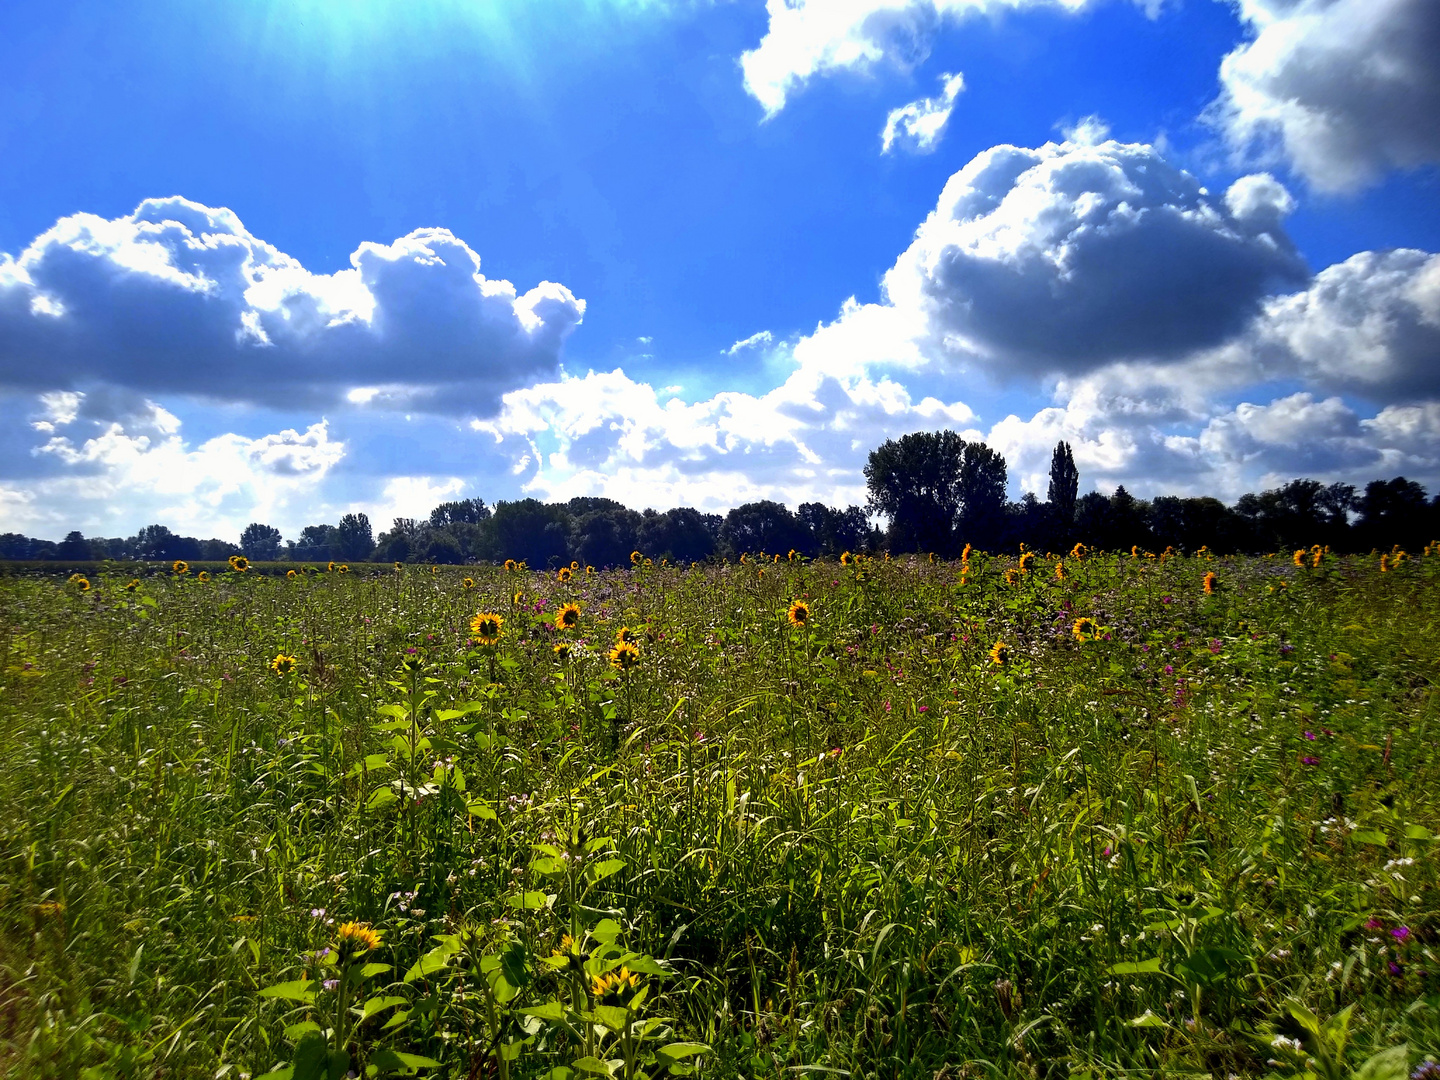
1,551,1437,1079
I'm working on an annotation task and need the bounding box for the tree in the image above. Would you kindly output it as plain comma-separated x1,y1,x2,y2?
293,524,337,562
1358,477,1428,550
490,500,570,567
1045,441,1079,542
57,531,92,560
956,441,1008,552
720,501,809,558
638,508,719,564
571,507,642,569
865,431,967,554
797,503,871,556
240,523,282,561
429,499,490,528
334,513,375,561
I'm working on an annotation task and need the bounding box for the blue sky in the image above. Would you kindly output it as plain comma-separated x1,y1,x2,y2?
2,0,1438,541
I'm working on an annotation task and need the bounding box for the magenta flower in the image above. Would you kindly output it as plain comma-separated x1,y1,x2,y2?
1393,926,1411,942
1300,756,1320,766
1304,731,1316,740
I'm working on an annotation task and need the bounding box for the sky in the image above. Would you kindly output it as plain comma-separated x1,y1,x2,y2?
1,0,1438,542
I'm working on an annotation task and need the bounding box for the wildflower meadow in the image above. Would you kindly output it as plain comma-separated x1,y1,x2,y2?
2,546,1438,1079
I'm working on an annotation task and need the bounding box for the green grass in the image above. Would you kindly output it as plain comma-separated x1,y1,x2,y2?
1,551,1438,1079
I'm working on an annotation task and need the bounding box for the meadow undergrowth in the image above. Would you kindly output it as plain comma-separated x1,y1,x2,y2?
1,548,1438,1079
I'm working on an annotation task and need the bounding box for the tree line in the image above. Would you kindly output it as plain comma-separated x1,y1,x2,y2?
3,432,1436,566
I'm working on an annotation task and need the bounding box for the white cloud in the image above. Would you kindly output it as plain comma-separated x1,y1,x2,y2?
0,197,585,416
475,362,977,510
881,71,964,153
0,391,345,537
725,329,776,354
740,0,1159,115
1211,0,1440,192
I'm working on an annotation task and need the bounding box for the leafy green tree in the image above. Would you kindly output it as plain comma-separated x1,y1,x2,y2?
1046,441,1079,541
240,523,282,561
865,431,967,555
335,514,375,561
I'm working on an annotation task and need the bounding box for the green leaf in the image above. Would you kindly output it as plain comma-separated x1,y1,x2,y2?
259,979,315,1002
345,754,390,778
592,1004,629,1030
1351,1045,1408,1080
404,943,458,983
587,859,625,883
368,1048,442,1074
590,919,622,944
506,890,553,910
571,1057,615,1075
1106,957,1163,975
1175,947,1245,986
290,1031,329,1080
359,995,408,1022
467,799,497,821
283,1021,322,1041
1352,830,1389,846
1404,825,1434,841
531,856,566,875
521,1001,567,1021
367,787,400,811
656,1042,711,1059
359,962,392,978
1128,1010,1166,1028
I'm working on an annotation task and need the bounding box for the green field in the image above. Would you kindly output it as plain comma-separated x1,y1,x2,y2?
2,550,1437,1079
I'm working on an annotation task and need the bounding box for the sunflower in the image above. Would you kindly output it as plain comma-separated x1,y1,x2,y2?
609,640,641,671
787,599,811,627
230,555,250,572
327,561,337,573
173,560,190,575
788,549,797,562
335,921,382,962
1203,571,1217,594
1070,542,1087,559
504,559,518,572
1018,551,1035,572
1293,549,1306,567
125,578,140,591
739,553,749,565
270,652,296,675
961,543,972,563
630,550,643,565
840,551,852,566
557,567,573,582
68,574,91,592
615,626,639,644
1380,554,1390,573
556,602,581,630
989,640,1010,666
286,569,297,579
571,560,580,571
461,577,476,589
553,642,572,660
928,552,936,564
394,561,404,571
586,566,595,575
430,565,439,574
1072,617,1098,642
470,612,504,645
1130,545,1140,558
197,571,211,583
1055,561,1066,581
1311,549,1323,569
512,590,524,605
590,965,640,1005
1003,568,1022,585
337,564,350,574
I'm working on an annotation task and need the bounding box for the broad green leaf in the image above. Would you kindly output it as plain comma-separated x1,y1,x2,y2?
404,943,458,983
521,1001,566,1021
367,787,400,811
506,890,553,910
1352,830,1389,846
656,1042,711,1059
590,919,622,944
587,858,625,882
592,1004,629,1030
345,754,390,778
289,1031,329,1080
1128,1010,1166,1028
359,995,408,1022
467,800,497,821
1351,1044,1408,1080
359,962,392,978
571,1056,615,1075
1106,957,1163,975
259,979,315,1002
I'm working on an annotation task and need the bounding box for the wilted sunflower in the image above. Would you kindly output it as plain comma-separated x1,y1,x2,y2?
173,560,190,575
1203,571,1217,594
989,640,1010,666
230,555,249,572
1003,568,1022,585
1072,617,1098,642
470,612,504,645
1018,552,1035,572
557,567,572,582
630,550,643,565
461,577,476,590
335,921,382,962
609,640,641,671
615,626,639,644
556,602,581,630
197,571,211,583
553,642,572,660
787,599,811,627
504,559,518,572
270,652,296,675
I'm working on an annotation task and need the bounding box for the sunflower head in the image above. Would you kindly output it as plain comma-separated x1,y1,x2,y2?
504,559,518,572
609,640,641,672
270,652,296,675
512,590,524,605
286,569,297,579
1072,617,1098,642
1311,549,1323,568
1070,542,1087,559
462,577,476,590
590,966,641,1005
616,626,638,645
557,567,572,582
1203,571,1217,594
430,565,439,574
197,571,211,583
173,560,190,575
125,578,140,591
1293,549,1306,567
338,564,350,574
335,921,382,962
470,612,504,645
556,602,581,630
961,543,972,563
1054,561,1066,581
840,551,852,566
630,550,643,565
1018,552,1035,572
327,561,336,573
553,642,572,661
1003,568,1021,585
571,560,580,571
394,561,404,571
788,549,797,562
230,555,249,572
989,640,1010,666
1380,554,1390,572
68,574,91,592
787,599,811,628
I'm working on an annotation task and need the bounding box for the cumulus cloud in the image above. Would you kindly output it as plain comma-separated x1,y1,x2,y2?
881,71,964,153
0,197,585,415
474,362,977,510
726,329,775,354
1211,0,1440,193
0,390,346,537
740,0,1160,115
